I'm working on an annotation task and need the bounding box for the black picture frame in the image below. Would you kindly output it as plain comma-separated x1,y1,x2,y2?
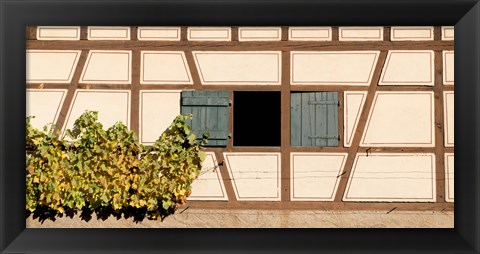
1,0,479,253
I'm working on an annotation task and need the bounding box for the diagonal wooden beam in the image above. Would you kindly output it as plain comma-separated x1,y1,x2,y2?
53,50,89,135
333,51,388,202
184,51,203,90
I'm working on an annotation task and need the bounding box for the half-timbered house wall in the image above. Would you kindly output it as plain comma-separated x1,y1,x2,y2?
26,26,454,218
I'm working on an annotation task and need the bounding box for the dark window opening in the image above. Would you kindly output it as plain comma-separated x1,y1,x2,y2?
233,91,281,146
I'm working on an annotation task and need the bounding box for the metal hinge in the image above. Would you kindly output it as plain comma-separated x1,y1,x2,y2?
308,100,339,106
308,135,340,140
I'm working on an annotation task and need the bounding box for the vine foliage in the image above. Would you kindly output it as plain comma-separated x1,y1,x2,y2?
26,111,207,220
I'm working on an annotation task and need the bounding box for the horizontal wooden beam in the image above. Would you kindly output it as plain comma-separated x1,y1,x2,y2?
26,40,453,51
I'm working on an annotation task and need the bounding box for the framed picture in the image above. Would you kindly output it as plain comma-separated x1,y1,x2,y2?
1,0,478,253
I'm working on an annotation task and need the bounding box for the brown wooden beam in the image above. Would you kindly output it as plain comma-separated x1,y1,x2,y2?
52,50,89,135
186,200,454,211
434,50,447,203
333,51,388,202
26,40,454,51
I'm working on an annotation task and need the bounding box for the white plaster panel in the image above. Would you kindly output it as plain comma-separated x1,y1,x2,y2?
291,51,380,86
224,153,281,201
344,91,368,147
187,27,231,41
288,27,332,41
443,51,454,85
36,26,81,40
193,51,281,85
445,153,454,202
390,27,434,41
379,50,434,86
62,90,130,136
238,27,282,41
140,51,192,84
343,153,436,202
80,50,132,84
26,50,81,83
137,27,181,41
444,91,454,147
139,90,181,144
361,92,435,147
87,26,130,40
26,89,67,130
339,27,383,41
188,152,228,201
290,153,348,201
442,26,454,40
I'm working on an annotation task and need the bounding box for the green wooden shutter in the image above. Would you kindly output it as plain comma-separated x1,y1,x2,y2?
181,91,229,146
291,92,339,147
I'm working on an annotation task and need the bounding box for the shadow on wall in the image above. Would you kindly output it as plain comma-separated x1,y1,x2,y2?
27,205,177,224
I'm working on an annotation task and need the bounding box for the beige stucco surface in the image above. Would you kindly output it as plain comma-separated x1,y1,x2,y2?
238,27,282,41
80,50,132,84
344,91,367,147
27,89,67,129
379,50,434,86
140,51,192,84
290,51,380,85
36,26,81,40
343,153,436,202
26,209,454,228
290,153,347,201
390,27,434,41
442,26,454,40
88,26,130,40
193,51,281,85
139,90,181,144
361,92,435,147
62,90,130,136
187,27,231,41
224,152,281,201
339,27,383,41
288,27,332,41
188,152,228,201
443,51,455,85
445,153,454,202
26,50,81,83
137,27,181,41
444,91,454,147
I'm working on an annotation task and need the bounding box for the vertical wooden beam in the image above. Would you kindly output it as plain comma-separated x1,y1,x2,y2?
338,91,344,147
180,27,188,41
80,26,88,40
433,50,446,203
231,27,239,41
334,51,388,201
280,27,291,201
130,26,138,41
281,26,289,41
26,26,36,40
384,27,391,41
129,49,141,134
331,27,339,41
228,91,234,149
53,50,89,134
434,26,442,41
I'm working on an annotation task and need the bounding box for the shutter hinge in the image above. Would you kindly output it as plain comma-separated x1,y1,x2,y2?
308,135,340,140
308,100,339,105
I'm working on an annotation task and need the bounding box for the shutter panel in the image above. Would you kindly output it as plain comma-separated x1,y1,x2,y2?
290,92,339,147
181,91,229,146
